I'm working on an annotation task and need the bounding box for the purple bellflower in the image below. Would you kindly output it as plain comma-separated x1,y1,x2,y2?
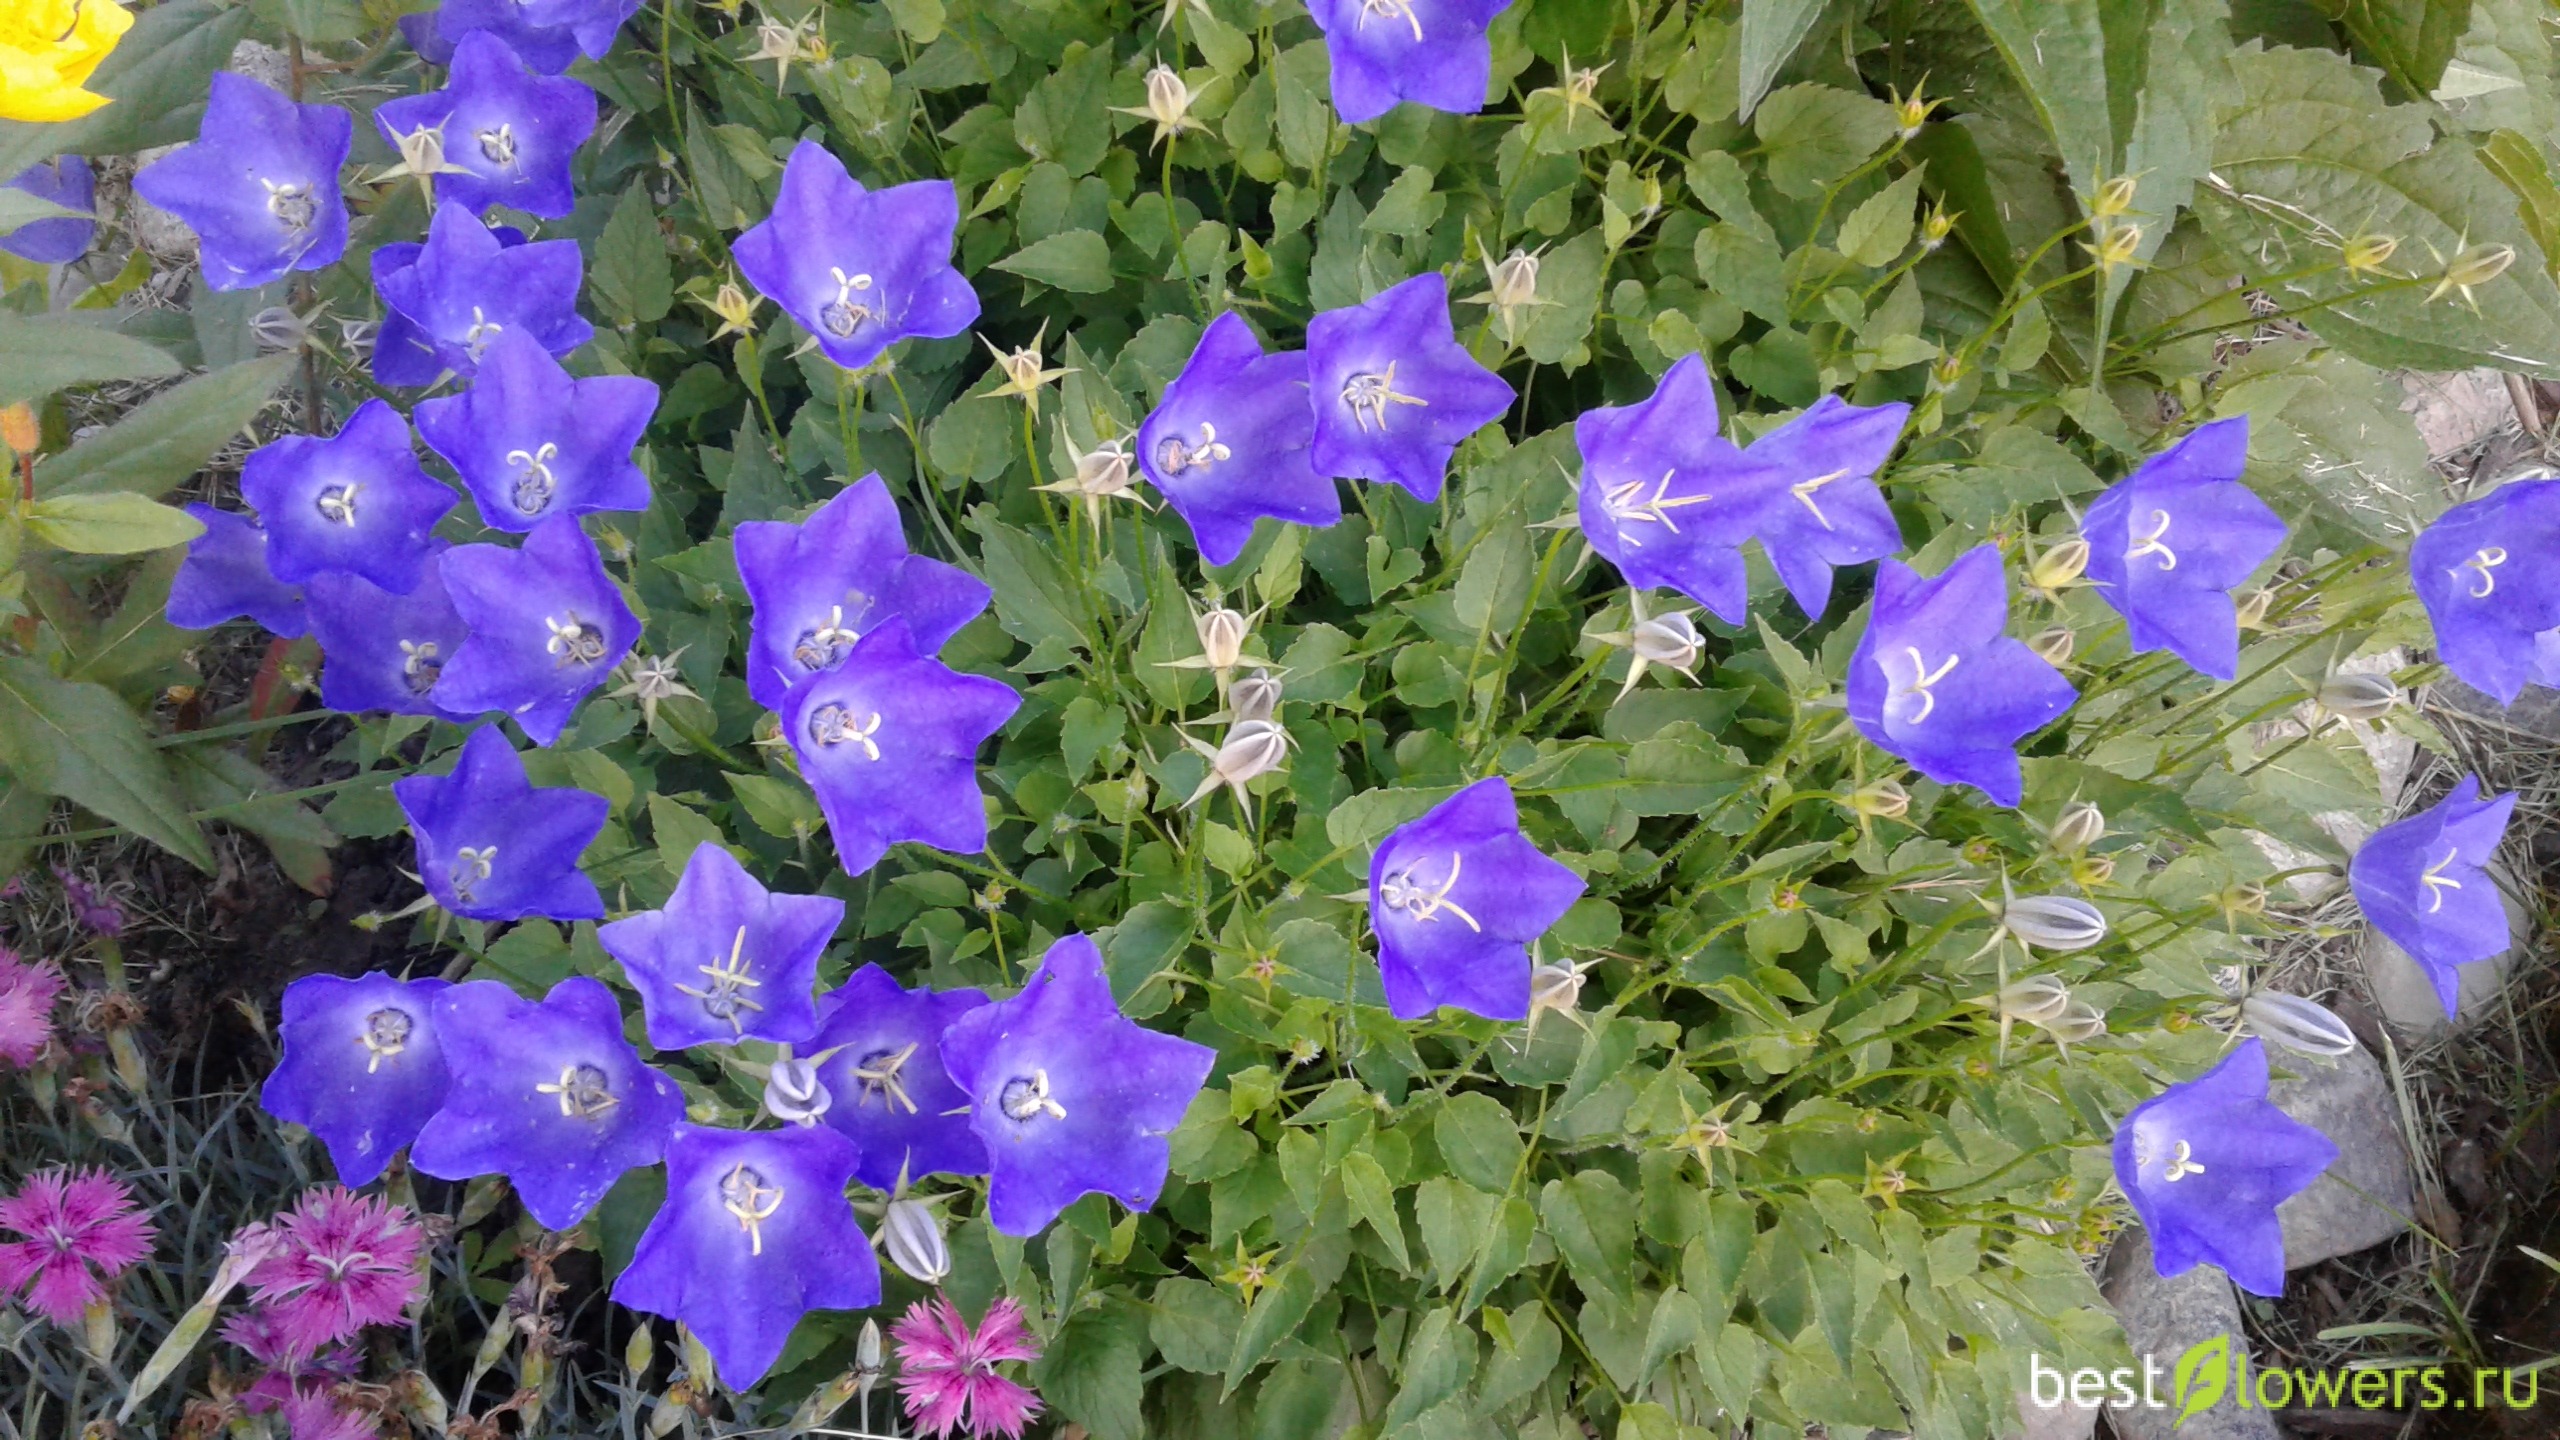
1576,354,1771,624
598,843,843,1050
734,474,991,710
2349,776,2517,1018
1304,0,1514,126
1139,312,1336,566
168,506,308,636
238,398,454,592
2082,417,2286,681
732,141,978,373
807,965,991,1189
1846,546,2077,808
391,724,607,921
430,0,639,73
1369,776,1585,1021
2112,1038,2337,1297
1742,396,1910,619
373,32,597,219
413,328,656,532
1305,272,1514,504
782,621,1021,877
130,75,351,291
373,202,592,387
938,934,1215,1236
2409,478,2560,706
260,974,453,1187
305,563,475,719
611,1123,878,1388
410,976,683,1230
2,156,95,264
433,516,637,745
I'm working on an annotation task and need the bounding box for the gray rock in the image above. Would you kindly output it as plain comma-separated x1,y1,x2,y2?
2269,1043,2417,1268
228,39,290,90
126,145,197,263
2399,368,2517,458
2433,676,2560,744
2356,860,2529,1036
2099,1232,2283,1440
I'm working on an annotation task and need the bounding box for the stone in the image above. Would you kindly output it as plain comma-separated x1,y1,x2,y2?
2099,1231,2282,1440
2399,368,2517,458
2268,1042,2417,1269
228,39,290,90
2432,676,2560,745
2004,1389,2098,1440
2356,859,2529,1036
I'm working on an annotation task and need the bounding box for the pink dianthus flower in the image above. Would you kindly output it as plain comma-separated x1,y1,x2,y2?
0,948,64,1067
0,1167,156,1326
242,1187,428,1358
891,1294,1043,1440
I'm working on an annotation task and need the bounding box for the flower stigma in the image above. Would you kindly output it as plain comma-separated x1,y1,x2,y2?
851,1043,921,1113
718,1163,783,1256
1377,853,1483,932
476,123,516,167
1341,361,1428,432
546,613,609,667
314,482,360,526
819,267,875,339
1155,422,1231,477
2420,847,2464,913
398,638,442,695
1598,471,1711,546
262,178,316,232
1356,0,1423,42
792,604,862,671
999,1068,1067,1122
1889,647,1961,725
674,926,765,1036
807,703,883,759
451,845,497,903
536,1062,619,1119
463,306,503,363
506,442,559,514
2458,545,2507,598
358,1008,412,1074
2126,508,2177,570
2162,1139,2205,1181
1789,468,1849,530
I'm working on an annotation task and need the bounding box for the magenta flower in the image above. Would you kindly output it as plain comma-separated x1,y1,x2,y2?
0,948,65,1066
242,1187,430,1358
0,1167,157,1326
892,1295,1044,1440
279,1391,380,1440
55,866,124,937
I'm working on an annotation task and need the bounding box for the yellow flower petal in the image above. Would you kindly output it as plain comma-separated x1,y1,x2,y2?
0,0,134,123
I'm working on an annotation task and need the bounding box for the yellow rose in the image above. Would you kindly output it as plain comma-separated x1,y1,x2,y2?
0,0,136,123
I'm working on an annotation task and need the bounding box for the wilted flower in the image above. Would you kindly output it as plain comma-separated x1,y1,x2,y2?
2041,1001,2108,1053
1737,394,1911,620
733,140,979,373
2081,417,2286,681
2113,1038,2337,1296
2234,586,2275,630
2409,478,2560,705
411,977,685,1230
1472,246,1552,342
1,156,95,264
881,1198,948,1284
1846,547,2077,807
413,327,658,532
167,506,309,636
1183,718,1292,817
391,725,609,922
808,966,990,1189
373,32,595,217
1574,355,1759,622
764,1057,831,1125
434,516,639,746
2091,174,2140,219
424,0,640,72
744,5,826,90
2240,992,2360,1058
1919,204,1957,250
0,0,131,121
372,202,593,386
938,934,1215,1235
782,622,1022,877
305,565,474,720
1116,63,1200,149
1304,0,1510,125
238,399,454,593
891,1295,1043,1440
735,474,991,710
2094,223,2144,268
1037,434,1146,526
242,1188,429,1358
2001,894,2108,952
2315,670,2398,723
1518,956,1600,1048
2341,233,2400,276
0,1168,155,1327
1889,80,1937,139
131,75,350,291
979,323,1072,417
1305,272,1515,504
1847,779,1909,819
2027,625,2075,668
612,651,699,727
260,974,453,1187
1139,312,1335,566
2050,801,2105,855
703,279,760,340
1370,777,1587,1022
0,949,64,1066
2428,241,2515,308
612,1124,878,1389
599,842,843,1049
2349,776,2516,1019
1591,590,1702,699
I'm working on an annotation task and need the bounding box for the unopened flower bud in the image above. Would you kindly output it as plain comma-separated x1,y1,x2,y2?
1920,205,1957,250
1893,85,1934,139
1529,961,1589,1017
2092,175,2139,219
2234,586,2274,630
2219,882,2267,921
2050,802,2104,856
2241,992,2358,1057
1187,718,1293,810
882,1198,949,1283
1629,612,1703,671
2317,671,2398,721
1481,246,1546,338
2342,233,2399,276
2027,539,2090,592
763,1058,832,1126
2002,894,2108,952
2039,1001,2108,1049
1140,64,1194,147
1639,171,1663,219
2029,626,2076,668
0,403,36,456
1994,974,2072,1025
2433,242,2516,304
1230,667,1283,725
1848,779,1910,819
1196,604,1249,670
251,306,308,353
2096,223,2144,268
626,1325,655,1377
2071,853,2116,888
857,1317,883,1375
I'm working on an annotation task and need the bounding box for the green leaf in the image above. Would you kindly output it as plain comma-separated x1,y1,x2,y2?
1149,1277,1244,1374
1737,0,1830,120
993,229,1116,293
1416,1178,1498,1291
1753,84,1896,199
169,745,335,894
0,0,252,176
1521,228,1608,365
1033,1302,1148,1440
592,182,675,326
0,314,179,406
24,493,204,555
2480,127,2560,275
2328,0,2472,95
0,657,210,869
1434,1092,1526,1194
647,795,730,878
1835,169,1923,267
1958,0,2113,206
1457,1197,1537,1316
1474,1302,1561,1412
1378,1309,1477,1432
1539,1169,1637,1303
1224,1261,1318,1394
1340,1152,1411,1271
2210,340,2439,546
883,0,944,43
1013,42,1113,176
968,508,1087,651
35,354,296,499
727,771,821,839
0,187,83,236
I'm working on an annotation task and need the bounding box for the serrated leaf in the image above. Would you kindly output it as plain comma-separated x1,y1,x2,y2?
727,771,820,838
1434,1092,1525,1194
0,657,210,869
1341,1152,1410,1271
1836,169,1923,267
1753,84,1896,199
1540,1169,1637,1303
591,182,674,326
967,507,1086,652
1149,1277,1244,1374
1378,1309,1476,1432
1416,1177,1497,1291
1032,1302,1147,1440
1223,1261,1317,1394
1457,1197,1537,1316
35,353,295,499
1737,0,1829,120
992,229,1116,293
1958,0,2112,207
